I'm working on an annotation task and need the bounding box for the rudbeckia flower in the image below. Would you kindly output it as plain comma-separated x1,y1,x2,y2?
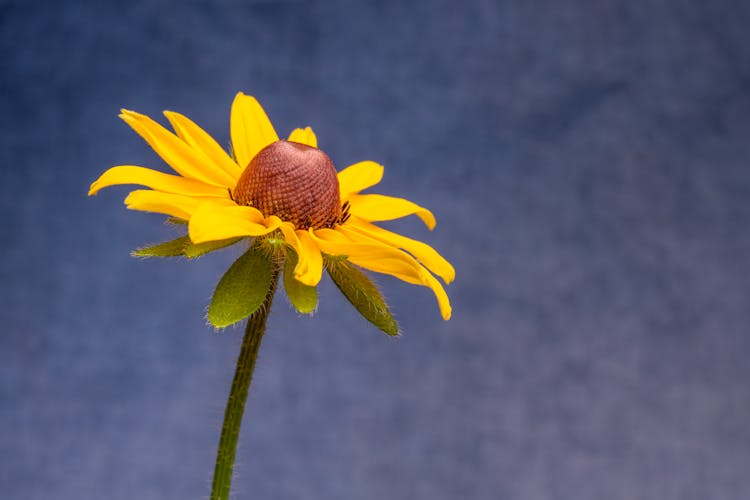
90,92,454,329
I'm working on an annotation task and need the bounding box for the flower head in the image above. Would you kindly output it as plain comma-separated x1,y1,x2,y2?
90,92,454,329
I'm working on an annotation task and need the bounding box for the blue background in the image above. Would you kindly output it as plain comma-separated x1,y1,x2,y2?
2,1,750,499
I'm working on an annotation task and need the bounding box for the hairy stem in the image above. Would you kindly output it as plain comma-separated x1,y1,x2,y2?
210,268,279,500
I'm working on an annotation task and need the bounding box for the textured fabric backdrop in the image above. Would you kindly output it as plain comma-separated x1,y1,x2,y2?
2,1,750,499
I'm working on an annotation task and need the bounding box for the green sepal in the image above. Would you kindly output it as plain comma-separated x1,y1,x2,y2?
283,250,318,314
132,235,241,259
132,236,191,258
184,238,242,259
325,258,399,336
208,244,274,328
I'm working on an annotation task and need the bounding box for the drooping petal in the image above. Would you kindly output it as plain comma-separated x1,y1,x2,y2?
120,110,236,187
287,127,318,148
279,224,306,272
230,92,278,169
163,111,241,180
312,229,422,282
283,250,318,314
89,165,229,198
295,229,323,286
418,271,452,320
346,194,436,229
189,203,281,243
337,161,384,199
124,190,204,220
338,219,455,284
279,223,323,286
310,229,452,320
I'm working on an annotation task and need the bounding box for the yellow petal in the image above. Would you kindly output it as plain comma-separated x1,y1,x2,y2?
312,227,350,242
312,230,419,282
124,190,203,220
230,92,278,169
89,165,229,198
296,230,323,286
120,110,236,187
279,224,308,275
280,224,323,286
279,224,305,267
163,111,241,181
310,229,452,320
189,203,281,243
420,271,452,320
287,127,318,148
337,161,384,199
347,194,436,229
339,218,455,284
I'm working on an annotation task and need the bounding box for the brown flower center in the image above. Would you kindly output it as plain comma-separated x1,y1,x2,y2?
232,140,342,230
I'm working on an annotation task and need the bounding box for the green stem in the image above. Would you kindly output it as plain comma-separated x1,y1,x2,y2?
210,268,280,500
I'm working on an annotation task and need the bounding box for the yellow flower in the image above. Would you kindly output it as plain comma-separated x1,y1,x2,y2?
89,92,454,320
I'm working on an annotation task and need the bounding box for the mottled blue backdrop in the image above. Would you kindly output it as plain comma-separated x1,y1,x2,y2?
2,1,750,499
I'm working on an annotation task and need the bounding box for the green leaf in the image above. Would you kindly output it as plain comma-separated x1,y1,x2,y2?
184,238,241,259
132,236,190,258
326,259,399,336
283,250,318,314
208,245,274,328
